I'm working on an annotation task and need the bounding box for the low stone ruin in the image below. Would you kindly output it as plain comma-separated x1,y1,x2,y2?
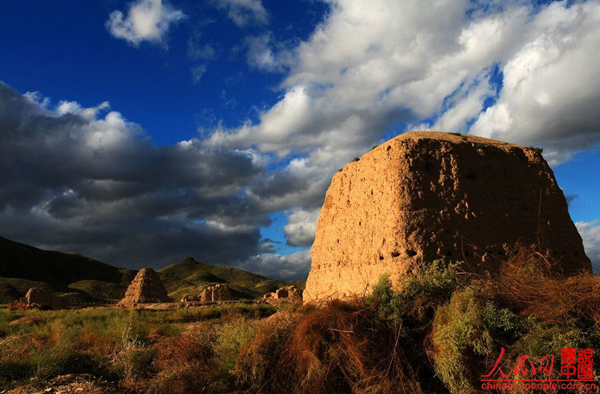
263,285,303,302
181,284,232,303
118,268,171,306
25,288,68,310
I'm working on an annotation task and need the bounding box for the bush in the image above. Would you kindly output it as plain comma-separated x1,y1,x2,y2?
369,260,460,324
430,246,600,393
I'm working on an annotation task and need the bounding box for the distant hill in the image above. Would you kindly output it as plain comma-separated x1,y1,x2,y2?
0,236,305,303
0,236,136,303
159,257,305,301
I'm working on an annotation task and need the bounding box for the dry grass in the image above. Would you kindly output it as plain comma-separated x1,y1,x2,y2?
430,246,600,393
475,246,600,326
237,298,444,394
1,247,598,393
8,316,43,326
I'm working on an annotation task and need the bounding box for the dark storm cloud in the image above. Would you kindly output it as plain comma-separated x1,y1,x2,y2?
0,82,267,269
241,249,311,280
250,170,311,200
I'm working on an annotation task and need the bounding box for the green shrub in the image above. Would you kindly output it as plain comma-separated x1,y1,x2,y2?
215,317,258,372
526,146,544,154
432,286,485,394
430,247,600,393
368,260,460,325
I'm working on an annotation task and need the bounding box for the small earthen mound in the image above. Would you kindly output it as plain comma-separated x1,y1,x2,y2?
26,287,68,310
263,286,303,303
200,283,231,302
305,131,592,302
180,284,232,303
118,268,171,306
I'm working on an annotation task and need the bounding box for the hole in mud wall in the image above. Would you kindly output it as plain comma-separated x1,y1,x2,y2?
379,254,384,261
391,250,400,258
387,145,391,151
406,250,417,257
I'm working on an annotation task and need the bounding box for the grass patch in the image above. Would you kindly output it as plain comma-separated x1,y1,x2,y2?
2,247,599,393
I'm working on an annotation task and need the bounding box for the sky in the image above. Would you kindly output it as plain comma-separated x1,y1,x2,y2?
1,0,599,278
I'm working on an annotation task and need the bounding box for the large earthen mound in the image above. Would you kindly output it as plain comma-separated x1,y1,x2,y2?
304,131,591,302
118,268,171,306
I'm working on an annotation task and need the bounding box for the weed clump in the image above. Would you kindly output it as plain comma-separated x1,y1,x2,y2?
430,247,600,393
369,260,460,324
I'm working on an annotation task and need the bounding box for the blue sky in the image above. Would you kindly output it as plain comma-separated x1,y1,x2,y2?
0,0,326,145
1,0,599,277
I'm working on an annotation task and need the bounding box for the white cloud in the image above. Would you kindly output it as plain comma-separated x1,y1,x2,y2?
191,64,207,84
106,0,185,46
284,208,320,246
576,221,600,273
245,34,294,73
203,0,600,242
471,1,600,164
187,32,216,60
214,0,269,27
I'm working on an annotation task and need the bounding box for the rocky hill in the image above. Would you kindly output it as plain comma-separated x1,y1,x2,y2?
305,131,591,302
